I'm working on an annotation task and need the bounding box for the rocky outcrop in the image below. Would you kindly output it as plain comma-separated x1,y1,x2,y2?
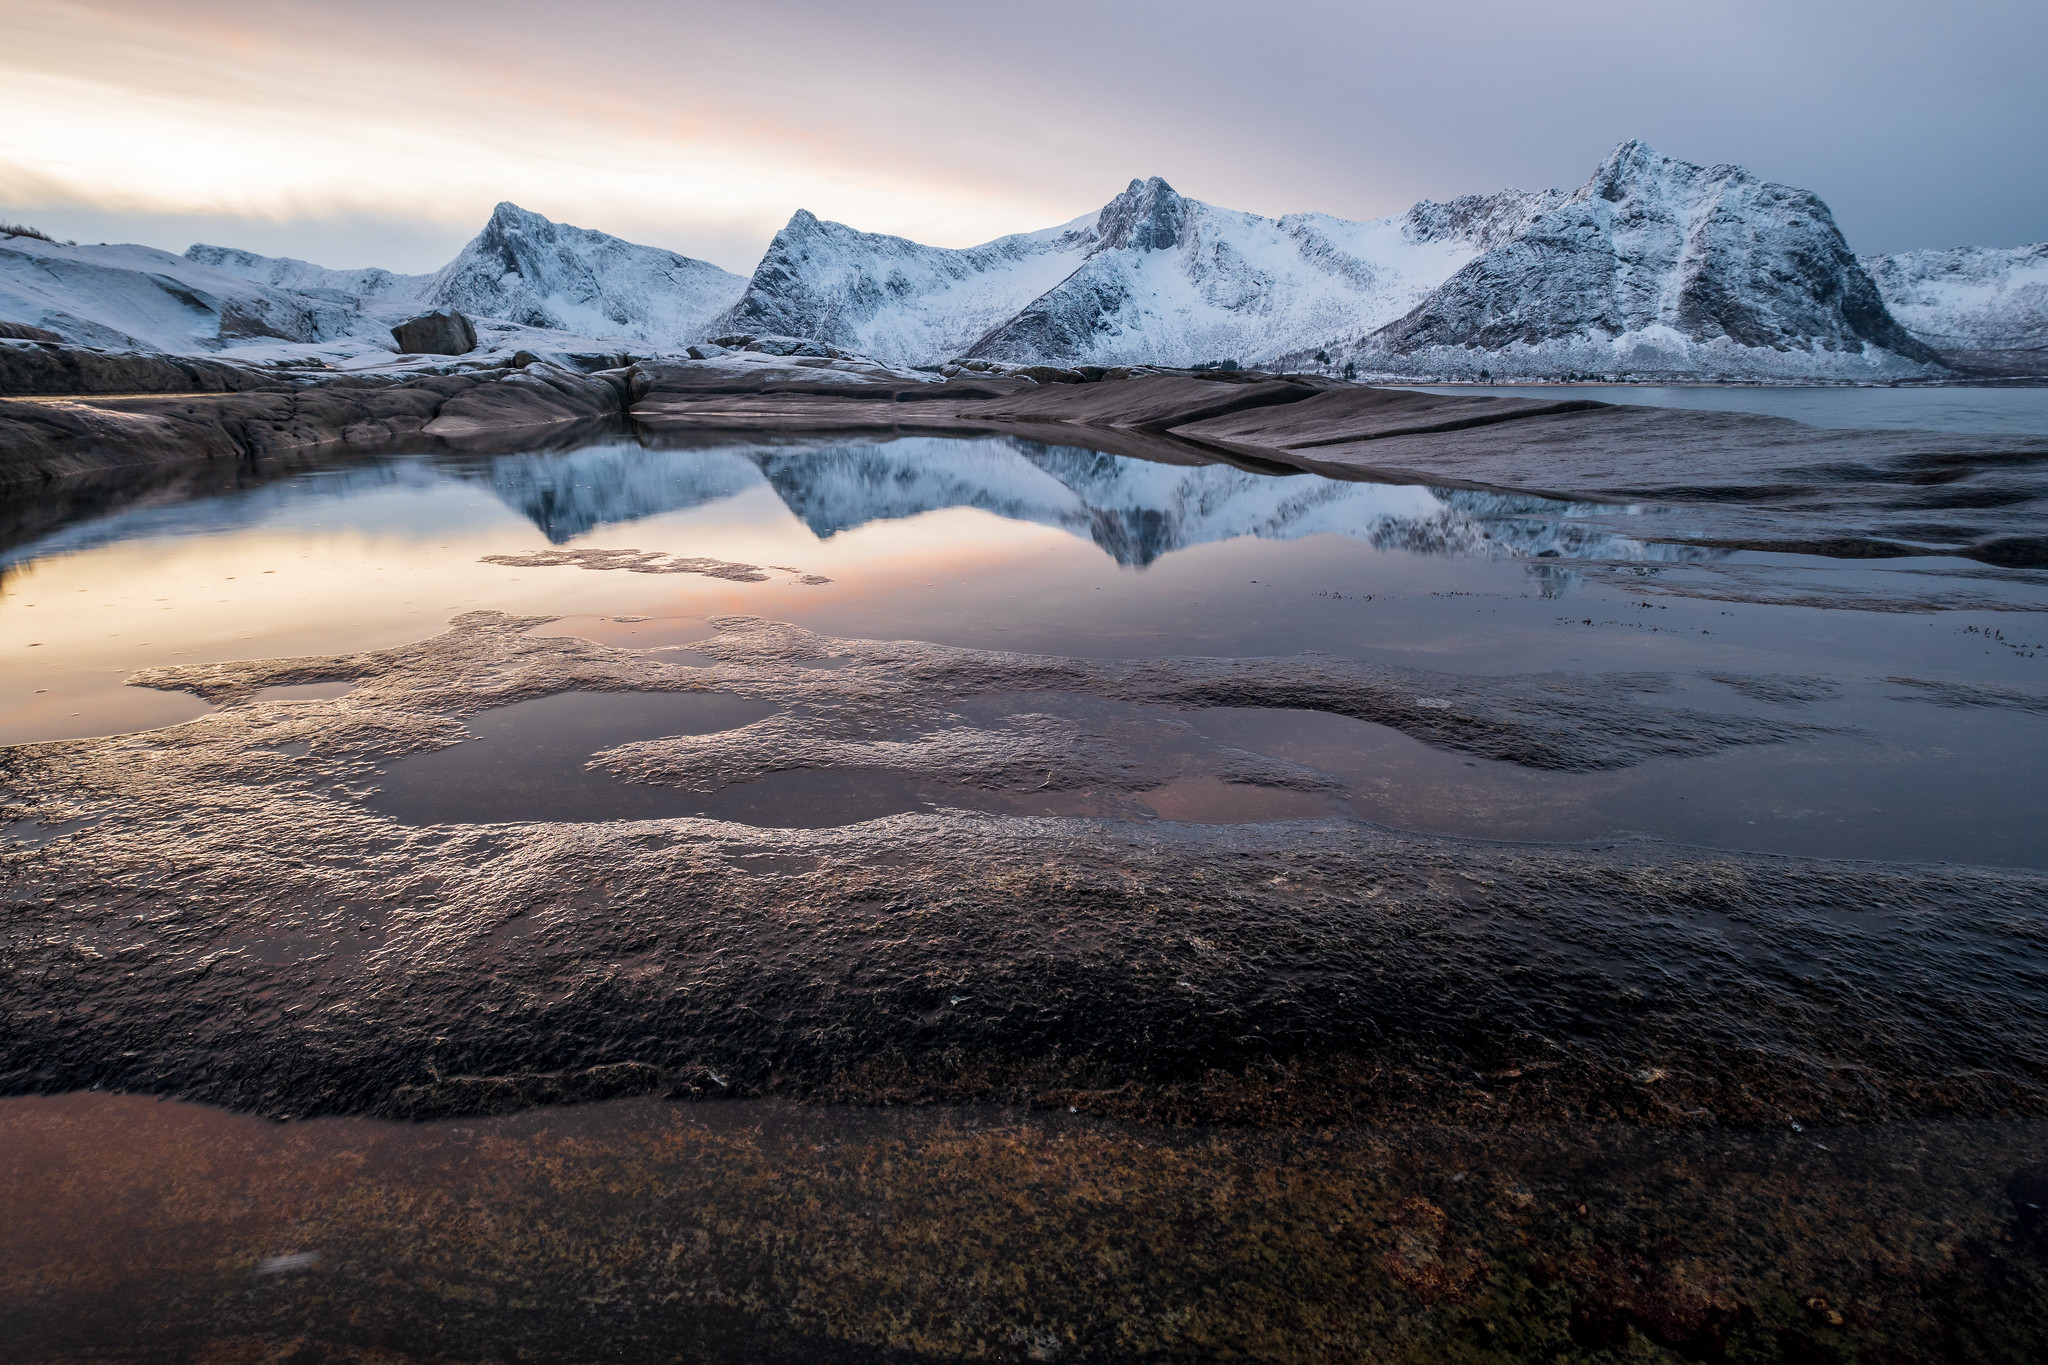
0,360,630,482
0,340,281,397
391,308,479,355
0,321,61,343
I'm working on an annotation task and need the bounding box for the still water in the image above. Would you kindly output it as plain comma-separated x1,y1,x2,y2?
1396,381,2048,434
4,428,2045,865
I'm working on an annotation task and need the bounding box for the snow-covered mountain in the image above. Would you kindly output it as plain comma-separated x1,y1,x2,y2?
0,203,745,361
1356,141,1940,381
719,210,1099,363
1861,242,2048,370
5,144,2036,381
424,202,745,346
724,178,1545,370
724,144,1953,380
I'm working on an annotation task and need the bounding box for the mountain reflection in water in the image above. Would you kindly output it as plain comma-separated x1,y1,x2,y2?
3,433,1677,574
473,435,1667,565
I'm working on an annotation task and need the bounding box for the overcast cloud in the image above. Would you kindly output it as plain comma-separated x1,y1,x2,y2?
2,0,2041,273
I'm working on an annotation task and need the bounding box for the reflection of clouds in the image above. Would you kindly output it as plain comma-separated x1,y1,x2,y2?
486,435,1669,567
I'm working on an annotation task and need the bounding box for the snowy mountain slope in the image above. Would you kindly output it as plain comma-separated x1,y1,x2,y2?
727,178,1533,370
424,202,745,348
719,210,1099,364
0,232,370,352
7,202,747,362
965,178,1534,368
184,244,429,313
1861,242,2048,361
1357,141,1940,380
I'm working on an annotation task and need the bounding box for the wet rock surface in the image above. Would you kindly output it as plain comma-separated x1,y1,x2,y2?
3,611,2044,1129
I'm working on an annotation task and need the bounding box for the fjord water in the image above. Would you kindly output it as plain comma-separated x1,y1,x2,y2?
2,423,2045,865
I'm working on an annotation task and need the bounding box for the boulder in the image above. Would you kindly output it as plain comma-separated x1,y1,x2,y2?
390,309,478,356
1015,365,1086,385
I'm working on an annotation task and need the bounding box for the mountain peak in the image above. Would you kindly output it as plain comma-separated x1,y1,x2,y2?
1580,140,1754,205
1095,176,1187,252
487,201,548,230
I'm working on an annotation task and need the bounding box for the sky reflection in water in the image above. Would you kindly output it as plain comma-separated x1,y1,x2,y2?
1,431,2044,866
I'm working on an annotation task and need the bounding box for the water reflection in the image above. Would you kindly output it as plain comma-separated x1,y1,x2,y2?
4,434,1673,574
470,436,1667,565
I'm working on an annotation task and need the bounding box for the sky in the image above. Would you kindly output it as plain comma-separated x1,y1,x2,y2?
3,0,2043,275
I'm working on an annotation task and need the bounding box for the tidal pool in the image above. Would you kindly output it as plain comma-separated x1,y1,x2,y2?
3,430,2044,863
4,419,2047,1362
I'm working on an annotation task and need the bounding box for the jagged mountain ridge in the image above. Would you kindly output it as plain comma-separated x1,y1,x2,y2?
3,143,2036,379
725,144,1960,379
425,203,746,346
1356,141,1939,380
726,177,1543,370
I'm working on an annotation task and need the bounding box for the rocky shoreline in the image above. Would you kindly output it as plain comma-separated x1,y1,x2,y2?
4,343,2047,567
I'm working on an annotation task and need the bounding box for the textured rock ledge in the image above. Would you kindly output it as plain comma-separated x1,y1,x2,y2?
4,612,2043,1127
